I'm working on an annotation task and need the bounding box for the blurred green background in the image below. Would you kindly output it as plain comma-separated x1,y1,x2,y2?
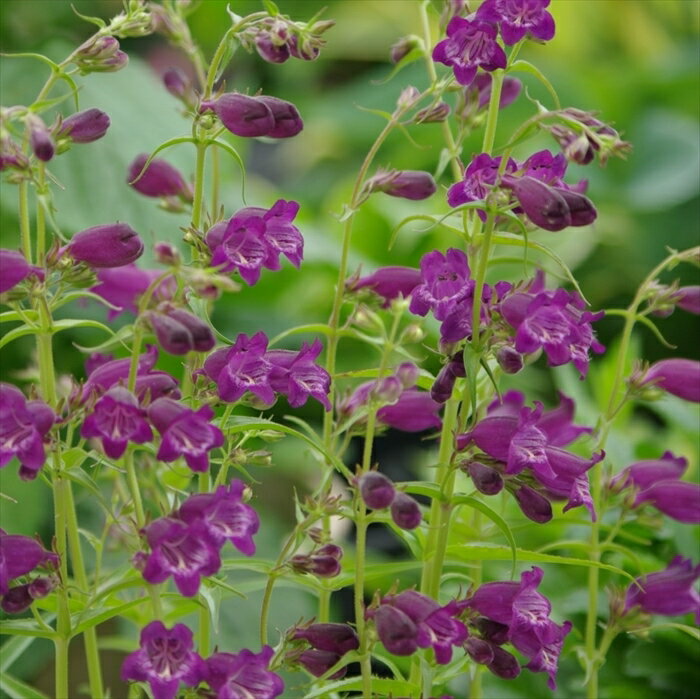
1,1,699,697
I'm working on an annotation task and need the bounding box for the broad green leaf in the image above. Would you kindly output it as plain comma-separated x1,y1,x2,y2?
0,671,49,699
446,544,637,582
508,59,561,109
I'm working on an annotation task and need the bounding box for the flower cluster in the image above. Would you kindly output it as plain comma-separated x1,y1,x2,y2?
122,621,284,699
288,622,359,678
201,333,331,410
358,471,422,529
135,480,259,596
458,390,601,521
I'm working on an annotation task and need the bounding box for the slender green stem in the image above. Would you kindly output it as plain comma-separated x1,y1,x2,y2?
124,449,146,527
470,213,497,350
481,71,504,156
35,165,47,264
191,142,207,230
210,146,220,214
54,637,70,699
52,471,71,699
354,501,373,699
19,179,32,262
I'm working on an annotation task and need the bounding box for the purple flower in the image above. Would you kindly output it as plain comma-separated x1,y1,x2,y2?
81,386,152,459
206,646,284,699
296,649,345,678
128,154,193,201
27,114,54,162
447,154,517,212
121,621,206,699
266,339,331,410
257,96,304,138
624,556,700,623
178,481,260,555
366,170,437,201
0,248,44,294
377,389,442,433
57,108,110,144
370,590,467,663
1,576,57,614
359,471,396,510
162,67,194,103
477,0,555,46
67,223,144,268
348,266,422,308
520,149,568,186
633,481,700,524
206,200,303,285
466,567,571,689
0,383,55,481
148,307,215,355
643,358,700,403
610,451,688,492
0,530,59,596
202,332,274,404
138,517,221,596
676,285,700,315
500,286,605,378
293,623,359,655
390,492,422,530
90,265,175,319
432,17,507,86
148,398,224,473
469,73,522,111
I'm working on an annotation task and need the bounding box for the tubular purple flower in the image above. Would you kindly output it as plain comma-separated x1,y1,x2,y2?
128,154,193,200
447,154,517,212
148,398,224,473
348,266,422,308
470,74,522,111
297,649,344,678
466,461,504,495
633,481,700,524
391,492,422,529
610,451,688,492
0,249,44,294
257,96,304,138
163,308,216,352
643,359,700,403
148,312,194,355
178,481,260,555
57,108,110,143
293,623,360,655
0,384,55,481
676,286,700,315
206,646,284,699
0,530,59,595
624,556,700,623
432,17,507,86
81,386,152,459
67,223,144,268
27,114,54,162
372,604,419,656
139,517,221,596
514,485,553,523
377,388,442,432
162,67,193,101
121,621,206,699
359,471,396,509
367,170,437,201
200,93,275,137
477,0,555,45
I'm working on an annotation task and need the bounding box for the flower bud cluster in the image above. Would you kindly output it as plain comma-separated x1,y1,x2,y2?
357,472,422,530
287,622,359,679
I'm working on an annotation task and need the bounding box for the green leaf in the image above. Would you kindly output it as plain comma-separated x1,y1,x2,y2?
73,323,134,353
268,323,338,346
0,324,39,350
207,138,247,203
445,544,637,582
640,623,700,642
50,290,121,313
0,310,38,324
452,495,517,578
304,676,420,698
0,622,53,671
0,619,57,639
261,0,280,14
0,671,50,699
508,59,561,109
71,598,148,637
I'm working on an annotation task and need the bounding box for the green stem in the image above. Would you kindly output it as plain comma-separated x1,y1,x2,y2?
191,141,207,230
481,70,504,156
35,165,47,264
470,213,497,350
354,501,373,699
19,179,32,262
210,146,220,215
124,449,146,527
54,637,70,699
52,471,71,699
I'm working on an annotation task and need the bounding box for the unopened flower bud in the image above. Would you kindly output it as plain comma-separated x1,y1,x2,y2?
473,617,510,644
154,242,181,266
297,649,344,679
293,623,359,655
56,108,110,144
390,492,422,529
466,461,503,495
148,312,194,355
26,114,54,162
487,646,521,680
1,584,34,614
163,67,194,104
67,223,144,267
514,485,552,524
0,134,29,171
358,471,396,510
643,359,700,403
414,101,451,124
397,86,421,111
0,249,44,293
288,34,321,61
554,186,597,227
431,364,458,404
496,346,523,374
465,637,495,665
505,176,570,231
401,323,425,344
309,19,335,35
396,362,419,388
74,36,128,73
290,552,341,578
372,376,403,404
367,169,437,201
164,308,215,352
676,286,700,315
200,93,275,138
257,96,304,138
128,154,193,201
28,575,56,600
255,33,291,64
390,36,419,64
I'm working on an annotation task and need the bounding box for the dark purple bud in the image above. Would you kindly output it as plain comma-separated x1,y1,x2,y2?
496,346,524,374
464,638,495,665
148,312,194,355
297,649,344,678
466,461,504,495
644,359,700,403
415,101,451,124
431,363,458,404
676,286,700,315
373,604,419,655
293,623,360,655
316,543,343,560
128,154,193,200
57,109,110,144
255,34,291,64
201,93,275,138
391,492,422,530
68,223,144,268
507,176,571,232
163,67,194,103
290,553,341,578
553,187,597,226
514,485,553,523
0,134,29,171
288,34,321,61
368,170,437,201
0,249,43,293
28,575,56,600
165,308,215,352
1,584,34,614
487,646,521,680
473,617,510,645
359,471,396,510
390,36,419,64
27,115,54,162
257,96,304,138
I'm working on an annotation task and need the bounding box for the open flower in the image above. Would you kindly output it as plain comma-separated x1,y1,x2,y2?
0,530,59,597
121,621,206,699
347,266,422,308
477,0,555,46
0,249,44,294
206,646,284,699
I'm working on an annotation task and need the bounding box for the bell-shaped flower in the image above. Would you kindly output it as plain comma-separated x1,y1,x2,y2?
127,154,193,201
148,398,224,473
81,386,152,459
432,17,507,86
67,223,144,268
477,0,555,46
610,451,688,492
266,339,331,410
121,621,206,699
0,249,44,294
205,646,284,699
178,480,259,555
348,266,422,308
0,529,59,596
467,74,522,112
0,384,55,480
624,556,700,623
137,517,221,597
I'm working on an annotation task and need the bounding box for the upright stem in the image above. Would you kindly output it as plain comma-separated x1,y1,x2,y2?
52,472,71,699
19,179,32,262
124,449,146,527
191,142,207,230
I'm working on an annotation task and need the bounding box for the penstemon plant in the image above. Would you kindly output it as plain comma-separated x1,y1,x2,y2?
1,1,698,698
